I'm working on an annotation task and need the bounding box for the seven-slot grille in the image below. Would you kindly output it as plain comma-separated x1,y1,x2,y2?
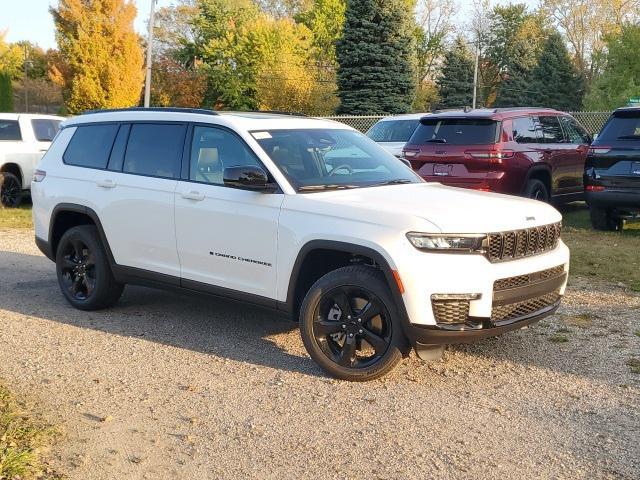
487,223,561,262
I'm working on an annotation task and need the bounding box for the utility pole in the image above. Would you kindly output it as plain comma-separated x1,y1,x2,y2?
23,45,29,113
143,0,157,108
472,38,480,109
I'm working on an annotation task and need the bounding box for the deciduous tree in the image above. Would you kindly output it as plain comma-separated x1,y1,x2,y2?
50,0,144,114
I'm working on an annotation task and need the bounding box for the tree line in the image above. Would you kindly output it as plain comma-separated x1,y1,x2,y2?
0,0,638,115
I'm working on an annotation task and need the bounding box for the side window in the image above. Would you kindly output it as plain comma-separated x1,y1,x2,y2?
0,120,22,141
107,124,131,172
189,126,260,185
512,116,539,144
538,116,565,144
63,124,119,169
123,123,185,179
31,119,61,141
560,116,590,144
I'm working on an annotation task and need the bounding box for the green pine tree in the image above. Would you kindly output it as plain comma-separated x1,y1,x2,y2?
528,32,584,111
0,73,13,112
436,38,474,109
336,0,416,114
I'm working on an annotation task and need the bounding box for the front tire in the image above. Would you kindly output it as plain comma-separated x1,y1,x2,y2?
55,225,124,310
524,179,549,202
299,266,408,381
1,172,23,208
589,206,620,231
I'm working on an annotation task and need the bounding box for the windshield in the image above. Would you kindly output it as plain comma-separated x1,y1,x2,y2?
366,119,420,143
252,129,421,191
409,118,498,145
598,112,640,141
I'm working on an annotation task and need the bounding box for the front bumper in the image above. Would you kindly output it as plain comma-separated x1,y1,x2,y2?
394,239,570,345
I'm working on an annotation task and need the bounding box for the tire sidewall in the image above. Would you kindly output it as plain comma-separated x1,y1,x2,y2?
1,172,22,208
299,266,406,381
55,225,116,310
525,179,549,202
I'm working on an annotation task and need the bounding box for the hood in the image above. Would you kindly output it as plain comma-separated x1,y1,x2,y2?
377,142,406,157
306,183,562,233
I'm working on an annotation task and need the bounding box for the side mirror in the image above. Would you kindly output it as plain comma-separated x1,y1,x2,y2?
223,165,276,192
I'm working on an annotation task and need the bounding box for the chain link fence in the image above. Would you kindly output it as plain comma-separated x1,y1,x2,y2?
320,111,612,135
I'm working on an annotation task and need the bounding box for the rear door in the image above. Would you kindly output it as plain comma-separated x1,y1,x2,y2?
535,115,580,195
558,114,590,191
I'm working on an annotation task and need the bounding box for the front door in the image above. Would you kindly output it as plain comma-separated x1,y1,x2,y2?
174,125,283,300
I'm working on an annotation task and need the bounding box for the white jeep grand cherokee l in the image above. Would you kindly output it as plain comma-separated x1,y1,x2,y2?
32,108,569,381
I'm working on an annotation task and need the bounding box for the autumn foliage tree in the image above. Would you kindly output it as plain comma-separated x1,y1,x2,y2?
50,0,144,114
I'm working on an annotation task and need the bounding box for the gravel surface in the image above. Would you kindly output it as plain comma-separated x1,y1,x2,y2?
1,228,638,479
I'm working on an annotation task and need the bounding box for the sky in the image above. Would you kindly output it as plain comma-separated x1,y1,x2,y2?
2,0,540,51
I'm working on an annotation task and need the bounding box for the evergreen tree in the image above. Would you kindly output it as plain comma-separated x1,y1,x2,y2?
436,38,474,109
50,0,144,114
336,0,416,114
0,73,13,112
528,32,584,111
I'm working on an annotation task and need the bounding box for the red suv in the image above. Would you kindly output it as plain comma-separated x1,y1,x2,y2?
402,108,591,202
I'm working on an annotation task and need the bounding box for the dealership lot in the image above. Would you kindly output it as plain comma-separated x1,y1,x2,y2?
0,227,638,479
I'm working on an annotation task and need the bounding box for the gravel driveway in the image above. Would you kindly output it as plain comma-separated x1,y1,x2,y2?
1,228,638,479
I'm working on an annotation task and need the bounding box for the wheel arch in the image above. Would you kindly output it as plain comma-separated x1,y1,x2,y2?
524,165,552,196
282,240,409,326
48,203,115,264
0,162,24,186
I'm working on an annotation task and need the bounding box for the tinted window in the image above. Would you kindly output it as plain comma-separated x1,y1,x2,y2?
190,126,260,185
64,124,119,169
512,116,539,144
598,112,640,141
367,119,420,142
559,116,590,144
537,116,565,143
31,119,61,141
409,118,497,145
0,120,22,141
123,124,185,179
107,124,131,172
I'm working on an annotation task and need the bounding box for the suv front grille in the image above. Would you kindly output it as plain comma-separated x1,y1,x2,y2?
487,223,561,262
493,264,565,291
431,299,470,325
491,290,561,322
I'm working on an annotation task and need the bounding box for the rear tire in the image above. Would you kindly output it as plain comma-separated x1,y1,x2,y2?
1,172,23,208
55,225,124,310
299,266,408,381
524,179,549,202
589,206,620,231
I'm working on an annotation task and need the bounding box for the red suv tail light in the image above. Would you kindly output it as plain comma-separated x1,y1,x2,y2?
465,149,514,164
585,185,605,192
588,146,611,155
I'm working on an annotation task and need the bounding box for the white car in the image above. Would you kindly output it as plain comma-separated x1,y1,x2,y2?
0,113,63,207
32,108,569,381
366,113,428,158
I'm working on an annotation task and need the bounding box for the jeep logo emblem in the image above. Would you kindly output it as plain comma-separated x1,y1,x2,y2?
526,216,536,221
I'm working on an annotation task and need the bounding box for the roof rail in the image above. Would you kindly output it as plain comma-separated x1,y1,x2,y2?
82,107,219,116
219,110,308,117
494,107,556,112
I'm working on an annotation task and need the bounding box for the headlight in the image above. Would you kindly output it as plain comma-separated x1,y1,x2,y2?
406,232,486,253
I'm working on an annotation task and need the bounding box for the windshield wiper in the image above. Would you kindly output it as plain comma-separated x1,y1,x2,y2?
297,184,360,192
425,138,447,143
617,135,640,140
369,179,414,187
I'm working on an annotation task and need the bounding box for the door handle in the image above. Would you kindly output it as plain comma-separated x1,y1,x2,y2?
181,190,205,201
97,179,116,188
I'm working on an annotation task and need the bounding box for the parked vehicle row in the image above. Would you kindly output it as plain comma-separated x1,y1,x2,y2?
32,108,569,381
0,113,64,207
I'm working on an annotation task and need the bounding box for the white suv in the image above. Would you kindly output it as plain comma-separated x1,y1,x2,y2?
1,113,63,207
32,108,570,381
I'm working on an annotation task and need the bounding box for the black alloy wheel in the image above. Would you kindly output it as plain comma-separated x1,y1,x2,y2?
312,286,392,369
524,179,549,203
59,237,97,301
1,172,22,208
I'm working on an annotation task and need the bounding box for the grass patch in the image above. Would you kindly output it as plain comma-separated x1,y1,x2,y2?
0,384,60,479
0,205,33,229
561,205,640,287
635,330,640,337
626,358,640,374
549,334,569,343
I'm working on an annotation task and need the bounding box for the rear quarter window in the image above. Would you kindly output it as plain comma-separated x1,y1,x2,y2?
63,124,119,169
367,119,420,142
0,120,22,141
409,118,497,145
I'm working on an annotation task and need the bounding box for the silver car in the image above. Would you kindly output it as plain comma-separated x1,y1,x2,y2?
366,113,429,158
